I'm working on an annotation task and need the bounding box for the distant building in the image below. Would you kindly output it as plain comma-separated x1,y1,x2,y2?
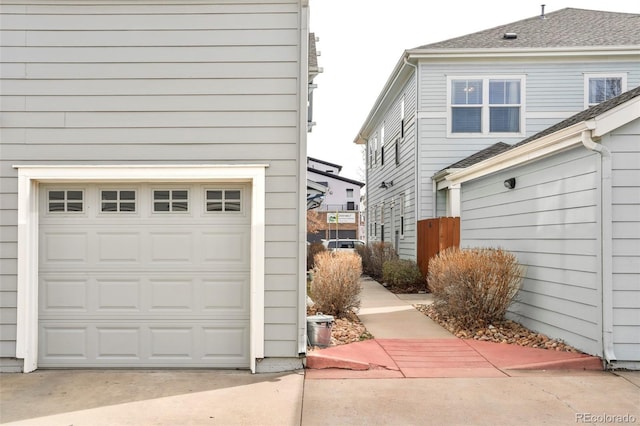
307,157,365,242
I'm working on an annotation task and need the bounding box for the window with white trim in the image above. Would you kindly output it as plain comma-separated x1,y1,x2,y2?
448,76,524,135
153,189,189,212
206,189,241,212
48,190,84,213
101,190,136,213
585,73,626,108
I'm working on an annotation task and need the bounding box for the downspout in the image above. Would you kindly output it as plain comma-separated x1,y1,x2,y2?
581,129,616,365
403,57,420,256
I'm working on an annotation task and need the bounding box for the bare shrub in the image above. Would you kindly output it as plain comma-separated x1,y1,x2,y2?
357,242,397,281
310,251,362,318
382,259,426,292
427,247,524,328
306,242,326,270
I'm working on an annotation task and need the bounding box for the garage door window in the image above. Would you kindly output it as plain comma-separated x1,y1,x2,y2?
101,190,136,212
206,189,242,212
48,190,84,213
153,189,189,213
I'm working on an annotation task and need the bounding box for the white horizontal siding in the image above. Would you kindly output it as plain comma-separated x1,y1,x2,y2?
606,120,640,363
416,58,640,221
366,70,418,258
0,0,305,367
460,146,603,356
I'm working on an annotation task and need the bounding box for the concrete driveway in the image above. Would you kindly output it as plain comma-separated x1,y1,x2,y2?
1,369,639,425
0,370,304,425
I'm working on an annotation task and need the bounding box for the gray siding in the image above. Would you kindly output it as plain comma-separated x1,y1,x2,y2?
366,71,418,259
460,147,603,356
605,119,640,362
417,59,640,220
0,0,304,365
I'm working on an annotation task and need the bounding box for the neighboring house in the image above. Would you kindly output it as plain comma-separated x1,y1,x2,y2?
441,86,640,369
307,157,365,242
354,8,640,260
0,0,312,373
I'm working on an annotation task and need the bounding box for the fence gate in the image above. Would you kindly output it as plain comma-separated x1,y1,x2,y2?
417,217,460,280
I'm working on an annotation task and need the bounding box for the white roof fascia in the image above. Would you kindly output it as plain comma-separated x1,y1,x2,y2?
448,91,640,185
307,179,328,194
447,122,590,185
407,46,640,60
354,52,414,145
591,95,640,138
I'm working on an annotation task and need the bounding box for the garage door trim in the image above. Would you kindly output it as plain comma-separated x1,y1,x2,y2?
15,164,267,373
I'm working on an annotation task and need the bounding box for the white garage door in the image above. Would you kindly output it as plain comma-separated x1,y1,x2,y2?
38,183,251,368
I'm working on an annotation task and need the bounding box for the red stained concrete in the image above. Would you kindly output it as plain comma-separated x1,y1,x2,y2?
306,338,603,379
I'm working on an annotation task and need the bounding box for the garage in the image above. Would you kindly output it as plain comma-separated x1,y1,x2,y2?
37,182,251,368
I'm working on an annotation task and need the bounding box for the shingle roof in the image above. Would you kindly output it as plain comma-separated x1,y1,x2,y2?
413,8,640,50
446,142,512,170
308,167,365,188
511,84,640,148
441,85,640,172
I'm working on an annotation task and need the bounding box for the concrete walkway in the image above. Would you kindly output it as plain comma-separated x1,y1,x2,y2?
306,277,603,378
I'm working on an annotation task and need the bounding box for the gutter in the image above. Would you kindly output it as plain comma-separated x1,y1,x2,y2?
581,128,616,365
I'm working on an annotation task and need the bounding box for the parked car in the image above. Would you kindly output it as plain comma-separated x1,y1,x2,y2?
321,239,365,252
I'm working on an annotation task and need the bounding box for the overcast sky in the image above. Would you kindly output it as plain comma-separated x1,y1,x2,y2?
306,1,639,181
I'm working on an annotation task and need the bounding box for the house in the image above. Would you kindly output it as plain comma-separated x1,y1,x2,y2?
306,157,365,242
0,0,312,373
441,86,640,369
354,7,640,260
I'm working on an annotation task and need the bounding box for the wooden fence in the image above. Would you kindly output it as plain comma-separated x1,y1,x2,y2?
417,217,460,279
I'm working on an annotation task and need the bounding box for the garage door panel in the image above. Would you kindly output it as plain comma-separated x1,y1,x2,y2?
39,183,251,368
97,232,141,262
201,276,250,313
97,279,141,311
39,322,250,367
202,228,250,265
150,327,193,358
41,326,88,360
149,279,194,311
40,278,89,313
41,232,89,264
202,327,248,359
97,327,140,359
150,232,193,262
41,274,250,318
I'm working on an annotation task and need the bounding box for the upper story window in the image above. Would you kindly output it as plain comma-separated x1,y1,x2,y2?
585,73,626,108
346,188,354,199
448,76,524,136
48,190,83,213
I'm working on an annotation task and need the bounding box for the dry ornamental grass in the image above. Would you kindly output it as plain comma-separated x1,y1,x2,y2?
310,251,362,319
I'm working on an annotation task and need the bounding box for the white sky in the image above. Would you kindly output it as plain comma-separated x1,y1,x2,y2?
306,1,639,181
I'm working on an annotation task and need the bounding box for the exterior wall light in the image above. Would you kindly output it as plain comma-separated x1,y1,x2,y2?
504,178,516,189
